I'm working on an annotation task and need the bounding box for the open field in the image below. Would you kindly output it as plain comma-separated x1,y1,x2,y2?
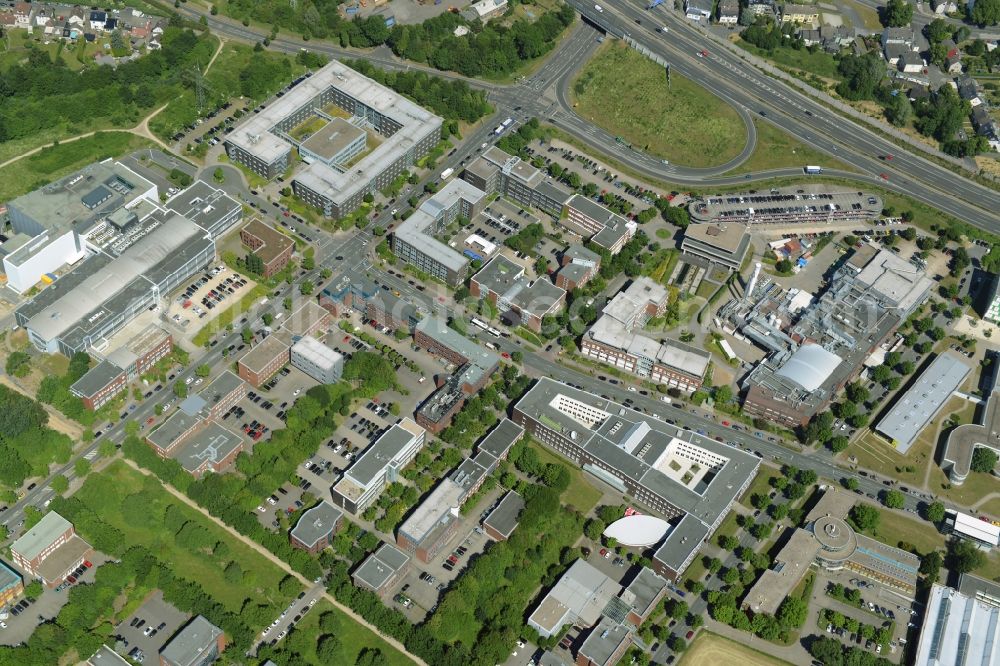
862,507,945,556
846,429,933,490
735,39,841,80
681,631,794,666
75,461,292,611
570,41,745,168
729,119,857,174
0,132,156,201
927,464,1000,507
271,599,413,666
529,441,603,513
740,469,775,509
842,0,882,29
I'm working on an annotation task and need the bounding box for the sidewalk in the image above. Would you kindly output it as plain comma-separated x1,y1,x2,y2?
121,458,427,666
703,617,810,664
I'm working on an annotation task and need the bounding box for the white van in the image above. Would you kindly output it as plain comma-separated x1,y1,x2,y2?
594,3,603,10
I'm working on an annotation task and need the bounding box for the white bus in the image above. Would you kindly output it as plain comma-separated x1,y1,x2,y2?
440,167,454,180
804,165,822,174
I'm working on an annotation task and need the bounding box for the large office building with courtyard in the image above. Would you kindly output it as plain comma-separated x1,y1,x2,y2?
224,60,442,218
512,378,759,580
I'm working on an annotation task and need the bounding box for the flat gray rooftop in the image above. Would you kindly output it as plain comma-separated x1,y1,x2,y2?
354,543,409,590
477,418,524,460
415,316,499,373
341,418,424,490
172,421,242,473
198,370,244,410
915,584,1000,665
876,352,971,453
165,180,242,238
147,410,201,452
515,377,759,526
290,501,343,548
393,179,486,273
160,615,222,666
299,117,366,161
483,490,524,539
70,359,123,398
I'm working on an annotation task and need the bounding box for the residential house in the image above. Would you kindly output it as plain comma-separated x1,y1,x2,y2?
0,12,16,29
898,52,924,73
882,26,916,65
799,28,821,47
946,53,963,73
780,3,819,24
748,0,776,16
907,85,931,102
13,2,33,29
932,0,958,13
685,0,713,20
88,10,106,31
820,25,854,52
718,0,739,24
34,7,51,27
957,74,983,107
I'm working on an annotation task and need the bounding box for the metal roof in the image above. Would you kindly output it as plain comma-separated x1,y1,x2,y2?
915,584,1000,666
11,511,72,561
482,490,524,539
876,352,971,453
774,343,843,392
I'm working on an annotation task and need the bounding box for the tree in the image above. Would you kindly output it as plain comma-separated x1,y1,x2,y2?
849,503,880,531
212,167,225,183
242,328,254,345
883,490,905,509
843,477,859,491
195,364,211,378
948,538,986,573
718,535,739,551
223,560,243,583
925,501,946,523
828,436,850,453
883,0,913,26
925,17,953,43
5,351,31,378
884,91,913,127
972,0,1000,25
23,580,43,601
356,648,388,666
775,259,793,274
317,634,342,662
50,475,69,494
74,458,91,478
777,596,808,629
971,447,999,473
300,280,315,296
173,380,188,398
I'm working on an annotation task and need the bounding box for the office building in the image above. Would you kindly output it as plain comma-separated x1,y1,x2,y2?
689,187,882,226
70,325,173,410
15,211,215,356
680,222,751,271
88,645,131,666
513,378,759,580
958,573,1000,609
2,161,157,294
239,219,294,278
10,512,93,587
237,335,291,387
580,278,710,392
875,352,971,453
391,179,486,285
943,509,1000,549
462,146,570,217
482,490,524,541
159,615,225,666
290,501,344,553
290,336,344,384
353,543,410,596
331,418,427,514
577,618,633,666
527,559,668,638
942,359,1000,485
164,180,243,239
914,584,1000,666
319,270,418,331
743,489,920,616
731,246,933,427
396,419,522,561
471,256,566,333
413,316,500,393
225,60,442,218
560,194,637,255
556,244,601,291
0,560,23,608
145,371,246,477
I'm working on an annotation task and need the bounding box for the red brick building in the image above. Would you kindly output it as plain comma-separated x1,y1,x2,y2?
240,219,294,278
70,326,173,410
236,335,290,387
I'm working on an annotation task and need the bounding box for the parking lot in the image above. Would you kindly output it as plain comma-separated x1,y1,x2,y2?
112,590,190,664
165,266,254,331
254,584,325,654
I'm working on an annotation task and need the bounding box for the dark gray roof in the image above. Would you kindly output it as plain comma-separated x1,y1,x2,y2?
173,422,242,473
70,359,123,398
354,543,410,590
653,513,711,574
622,567,668,619
159,615,222,666
147,410,201,452
483,491,524,538
344,420,422,488
198,370,244,411
290,501,343,548
477,418,523,460
577,617,632,666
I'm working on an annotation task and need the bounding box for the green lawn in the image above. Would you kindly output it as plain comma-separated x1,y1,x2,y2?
529,440,603,514
269,599,413,666
862,508,945,556
0,132,155,201
739,470,775,509
74,461,293,612
729,119,857,175
571,41,746,168
736,40,842,81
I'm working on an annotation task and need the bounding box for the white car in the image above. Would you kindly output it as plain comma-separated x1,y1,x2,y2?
627,386,637,393
185,377,194,385
262,626,271,636
272,618,281,626
257,505,266,513
194,378,203,386
309,598,317,606
293,388,301,396
276,630,286,640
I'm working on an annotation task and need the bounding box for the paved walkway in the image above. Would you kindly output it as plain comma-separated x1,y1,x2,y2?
703,618,809,664
121,458,427,665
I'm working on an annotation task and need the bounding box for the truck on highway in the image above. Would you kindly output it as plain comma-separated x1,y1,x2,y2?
804,165,823,174
440,167,454,180
594,3,604,10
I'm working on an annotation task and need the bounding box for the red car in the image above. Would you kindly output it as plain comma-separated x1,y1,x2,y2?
721,421,730,426
83,561,93,568
501,352,510,359
146,417,155,425
686,630,694,639
879,173,889,180
67,576,76,584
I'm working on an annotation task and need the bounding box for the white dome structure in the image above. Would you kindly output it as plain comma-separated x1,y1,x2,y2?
603,515,670,547
775,343,842,392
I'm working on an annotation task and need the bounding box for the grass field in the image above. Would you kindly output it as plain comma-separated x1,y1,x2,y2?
681,631,794,666
729,119,857,175
740,470,775,509
980,497,1000,517
862,508,945,556
0,132,155,201
274,599,413,666
75,461,292,611
529,441,603,514
571,41,746,168
736,39,842,81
